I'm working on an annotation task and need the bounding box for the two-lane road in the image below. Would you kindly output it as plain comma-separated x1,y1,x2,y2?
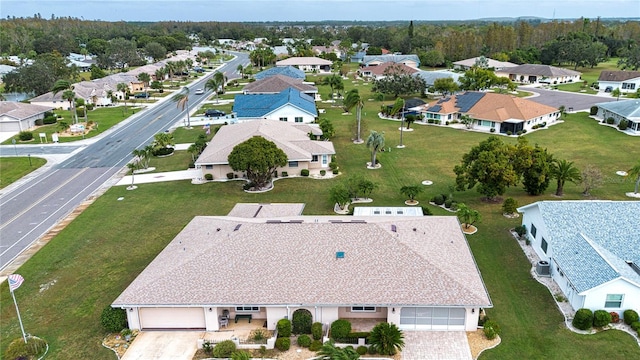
0,52,249,271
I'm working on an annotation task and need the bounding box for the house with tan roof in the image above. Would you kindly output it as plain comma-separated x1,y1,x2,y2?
194,120,335,180
598,70,640,94
112,208,492,332
416,91,560,134
357,62,418,80
496,64,581,84
275,57,332,73
242,75,319,99
361,54,420,69
0,101,54,132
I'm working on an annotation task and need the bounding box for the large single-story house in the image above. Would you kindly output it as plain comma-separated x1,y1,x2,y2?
254,66,306,81
357,62,418,80
517,201,640,317
361,54,420,69
415,91,560,134
242,75,318,99
275,57,332,72
595,99,640,134
194,120,335,180
112,211,492,332
414,70,463,89
0,101,54,132
452,57,518,71
496,64,581,84
598,70,640,94
233,88,317,123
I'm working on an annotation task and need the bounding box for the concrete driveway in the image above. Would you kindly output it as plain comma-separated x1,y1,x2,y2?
121,331,203,360
402,331,472,360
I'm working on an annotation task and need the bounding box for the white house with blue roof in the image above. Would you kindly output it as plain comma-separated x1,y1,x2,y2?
233,88,317,123
518,201,640,318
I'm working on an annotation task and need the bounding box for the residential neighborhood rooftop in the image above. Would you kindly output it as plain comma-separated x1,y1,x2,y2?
254,65,306,80
597,70,640,82
233,87,317,118
0,101,54,119
242,74,317,94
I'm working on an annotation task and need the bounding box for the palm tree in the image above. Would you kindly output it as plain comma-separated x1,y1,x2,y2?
173,87,191,127
366,130,385,168
391,97,405,146
214,71,227,96
116,82,129,114
551,159,581,196
155,68,166,84
344,89,364,143
126,162,138,189
368,322,404,356
132,147,152,169
205,71,226,104
236,64,244,78
316,340,360,360
137,73,151,92
457,203,481,230
52,80,78,124
323,74,342,101
152,132,175,154
627,160,640,194
400,185,423,203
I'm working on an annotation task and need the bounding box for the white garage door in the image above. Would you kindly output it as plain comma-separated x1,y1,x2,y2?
399,307,466,330
139,307,206,330
0,121,21,132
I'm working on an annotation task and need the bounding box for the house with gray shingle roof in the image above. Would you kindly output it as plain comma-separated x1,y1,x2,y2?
0,101,54,132
595,99,640,135
453,57,518,71
242,75,318,99
496,64,581,84
254,66,306,81
518,201,640,317
598,70,640,94
361,54,420,69
233,88,317,123
194,120,335,180
275,57,332,72
112,210,492,332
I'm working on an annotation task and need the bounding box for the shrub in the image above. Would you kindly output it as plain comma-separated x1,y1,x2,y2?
320,170,326,176
309,340,323,351
101,306,127,332
593,310,612,327
204,173,213,181
275,337,290,351
573,308,594,330
514,225,527,237
249,329,268,343
357,346,368,355
433,194,445,205
506,131,512,136
368,323,404,355
329,162,338,170
606,117,615,125
152,147,174,156
301,169,310,177
502,197,519,214
631,321,640,331
231,351,251,360
368,345,378,354
4,336,48,359
311,322,323,340
330,319,352,339
444,199,453,208
421,206,433,216
43,115,58,124
18,131,33,141
450,202,458,211
212,340,237,358
483,320,501,340
522,129,527,133
243,182,255,190
610,312,620,323
226,172,234,179
590,106,598,115
292,309,313,334
618,119,628,130
35,118,44,126
517,130,523,136
624,309,639,325
490,128,496,132
332,168,339,174
281,171,288,177
297,334,311,347
277,318,292,337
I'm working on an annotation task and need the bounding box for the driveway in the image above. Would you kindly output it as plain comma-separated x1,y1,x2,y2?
121,331,203,360
521,86,616,111
402,331,472,360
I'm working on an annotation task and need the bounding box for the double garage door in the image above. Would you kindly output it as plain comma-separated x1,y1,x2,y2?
399,307,466,330
139,308,206,330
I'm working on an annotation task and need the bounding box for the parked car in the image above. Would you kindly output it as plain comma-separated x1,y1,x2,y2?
195,88,205,95
604,86,613,93
205,109,226,117
134,92,149,99
194,66,205,73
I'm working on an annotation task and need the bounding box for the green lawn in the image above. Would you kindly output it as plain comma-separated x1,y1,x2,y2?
0,156,47,189
147,150,193,172
2,79,640,359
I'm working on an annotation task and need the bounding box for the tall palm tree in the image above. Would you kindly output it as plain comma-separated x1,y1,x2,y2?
52,80,78,124
173,87,191,127
214,70,227,95
344,89,364,143
323,74,342,101
155,68,166,84
236,64,244,78
137,73,151,92
116,82,129,114
366,130,385,168
391,97,405,147
551,159,581,196
627,160,640,194
368,322,404,356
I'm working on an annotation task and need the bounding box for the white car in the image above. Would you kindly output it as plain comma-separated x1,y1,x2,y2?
195,88,204,95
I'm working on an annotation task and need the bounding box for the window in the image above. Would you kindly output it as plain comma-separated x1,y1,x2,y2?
295,117,303,123
236,306,260,312
311,155,319,162
351,306,376,312
288,161,298,168
279,117,288,122
541,237,548,254
205,165,213,169
622,82,636,90
322,155,328,165
530,223,537,238
604,294,623,308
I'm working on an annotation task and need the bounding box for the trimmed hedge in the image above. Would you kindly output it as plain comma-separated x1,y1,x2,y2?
204,174,213,181
275,337,290,351
630,321,640,331
18,131,34,141
212,340,236,358
292,309,312,335
300,169,310,177
573,308,594,330
309,340,322,351
433,194,445,205
330,319,352,339
357,346,368,355
277,318,292,337
593,310,612,327
311,322,323,340
101,306,127,332
483,320,501,340
297,334,311,347
624,309,639,325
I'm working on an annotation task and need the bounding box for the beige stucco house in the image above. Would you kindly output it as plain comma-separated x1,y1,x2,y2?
0,101,54,132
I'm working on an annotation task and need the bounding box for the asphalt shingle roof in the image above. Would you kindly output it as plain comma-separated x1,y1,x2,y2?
243,75,317,94
0,101,53,120
502,64,581,77
596,99,640,120
254,66,306,80
598,70,640,82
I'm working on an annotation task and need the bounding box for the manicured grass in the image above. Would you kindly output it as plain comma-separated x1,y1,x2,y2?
2,80,640,359
0,156,47,189
553,82,598,94
147,150,193,172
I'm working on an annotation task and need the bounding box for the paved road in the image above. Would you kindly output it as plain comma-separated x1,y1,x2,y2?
521,86,617,111
0,52,249,271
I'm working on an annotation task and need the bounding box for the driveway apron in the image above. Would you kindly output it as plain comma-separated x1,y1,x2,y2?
402,331,472,360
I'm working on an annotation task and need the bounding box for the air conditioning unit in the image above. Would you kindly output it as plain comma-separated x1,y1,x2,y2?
536,260,550,276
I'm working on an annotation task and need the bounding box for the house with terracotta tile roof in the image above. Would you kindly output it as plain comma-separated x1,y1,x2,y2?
357,62,418,80
194,120,334,180
242,75,318,99
496,64,581,84
0,101,54,132
112,210,492,332
597,70,640,94
517,201,640,316
233,88,317,123
275,57,332,73
415,92,560,134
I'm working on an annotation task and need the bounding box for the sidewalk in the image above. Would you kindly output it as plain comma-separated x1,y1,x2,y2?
115,168,200,186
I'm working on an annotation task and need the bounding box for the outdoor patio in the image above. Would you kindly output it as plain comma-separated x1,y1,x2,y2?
203,318,271,343
345,318,387,332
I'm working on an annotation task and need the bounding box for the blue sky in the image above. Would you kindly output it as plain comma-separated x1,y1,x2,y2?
3,0,639,22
